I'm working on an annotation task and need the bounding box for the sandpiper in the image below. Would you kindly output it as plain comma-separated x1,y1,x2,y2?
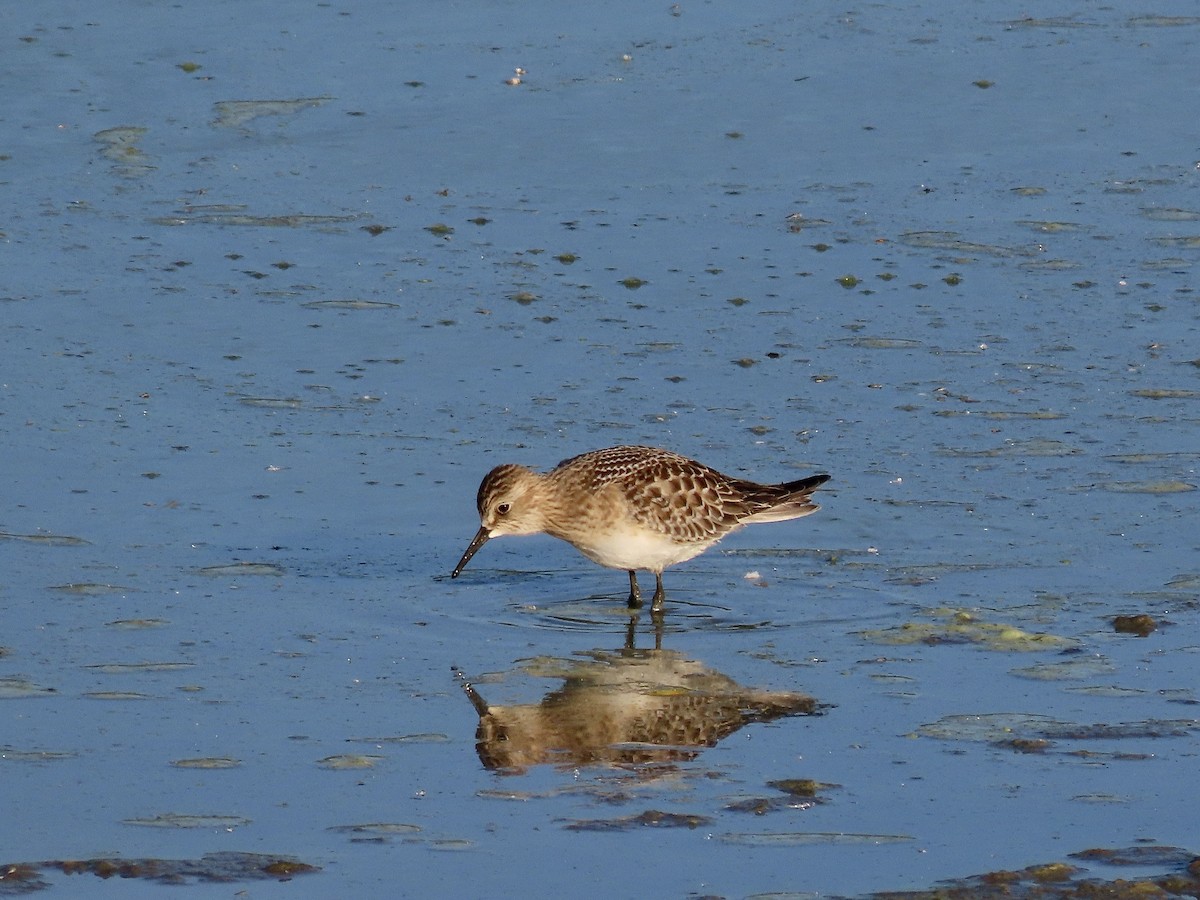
451,445,830,611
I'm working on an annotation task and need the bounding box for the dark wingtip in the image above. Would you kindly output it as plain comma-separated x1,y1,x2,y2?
785,472,831,492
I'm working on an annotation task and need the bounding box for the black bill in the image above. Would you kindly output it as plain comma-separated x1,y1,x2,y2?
451,526,491,578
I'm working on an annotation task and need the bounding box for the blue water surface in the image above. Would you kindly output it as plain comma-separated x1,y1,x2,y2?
2,1,1198,896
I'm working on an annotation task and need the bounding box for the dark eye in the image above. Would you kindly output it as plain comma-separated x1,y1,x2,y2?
496,502,511,516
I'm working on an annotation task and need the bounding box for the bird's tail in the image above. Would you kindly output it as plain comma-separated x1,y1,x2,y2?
739,473,830,524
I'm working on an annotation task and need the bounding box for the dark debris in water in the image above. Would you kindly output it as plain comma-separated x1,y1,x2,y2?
863,845,1200,900
562,809,712,832
725,778,839,814
1112,613,1158,637
0,852,319,893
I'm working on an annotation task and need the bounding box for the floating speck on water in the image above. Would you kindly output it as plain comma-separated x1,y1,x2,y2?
619,276,647,289
836,274,860,288
424,223,454,236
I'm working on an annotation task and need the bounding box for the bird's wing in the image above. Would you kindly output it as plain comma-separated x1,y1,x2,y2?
605,451,742,542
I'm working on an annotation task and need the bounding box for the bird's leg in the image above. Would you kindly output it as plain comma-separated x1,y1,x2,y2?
651,572,666,612
627,570,643,608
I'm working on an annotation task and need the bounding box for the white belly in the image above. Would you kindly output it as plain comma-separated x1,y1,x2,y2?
567,525,713,573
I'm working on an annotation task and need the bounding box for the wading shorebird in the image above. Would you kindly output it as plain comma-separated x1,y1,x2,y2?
451,445,830,611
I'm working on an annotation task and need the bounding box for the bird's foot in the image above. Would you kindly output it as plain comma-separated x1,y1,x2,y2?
627,570,644,609
650,573,666,613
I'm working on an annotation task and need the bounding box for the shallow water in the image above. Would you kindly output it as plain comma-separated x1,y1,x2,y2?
3,1,1199,896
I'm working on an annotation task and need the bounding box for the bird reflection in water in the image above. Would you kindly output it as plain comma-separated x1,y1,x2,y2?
458,613,828,774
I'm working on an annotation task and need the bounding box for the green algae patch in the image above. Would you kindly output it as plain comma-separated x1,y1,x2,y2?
94,126,154,177
122,814,252,829
327,822,421,836
0,532,89,547
858,610,1078,652
1087,480,1196,494
212,96,331,128
916,712,1200,745
1011,657,1116,681
48,583,133,595
170,757,241,769
196,562,285,577
1130,388,1200,399
0,678,57,699
317,754,385,770
720,831,913,846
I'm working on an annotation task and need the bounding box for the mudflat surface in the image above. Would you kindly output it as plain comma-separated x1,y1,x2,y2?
3,2,1198,897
